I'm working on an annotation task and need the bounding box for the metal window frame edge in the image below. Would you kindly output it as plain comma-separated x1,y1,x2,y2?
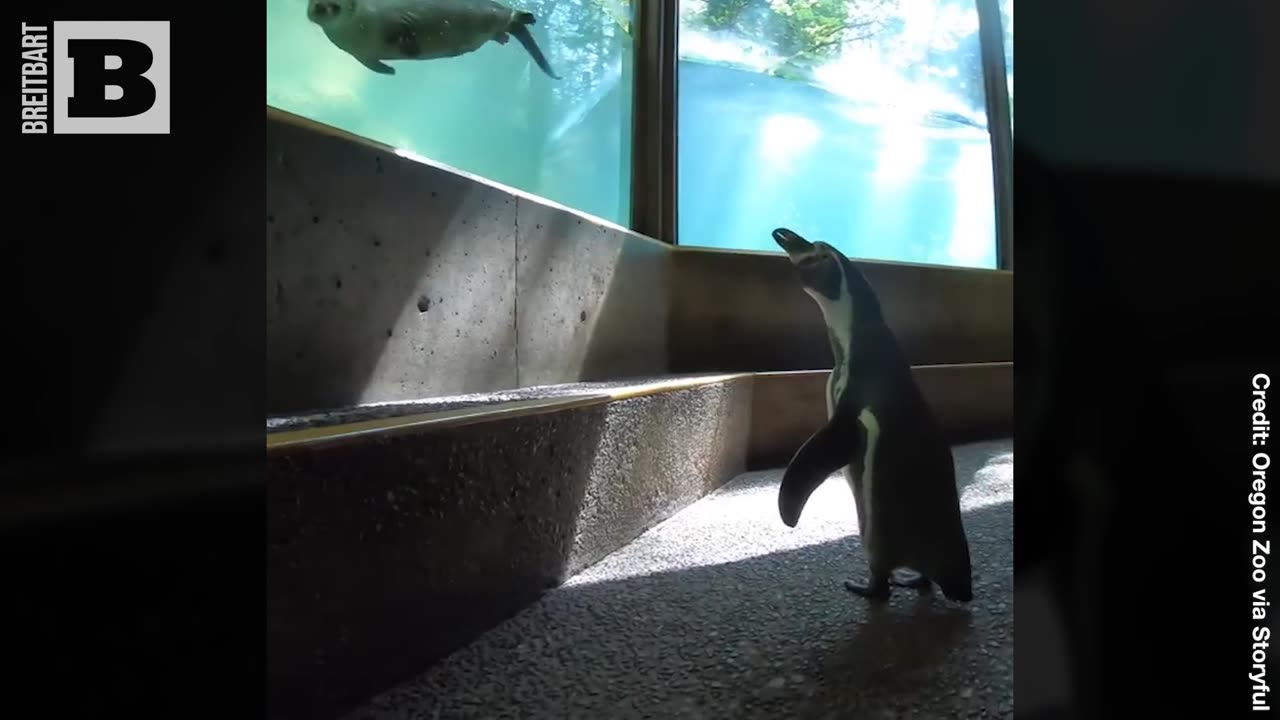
977,0,1014,271
629,0,680,245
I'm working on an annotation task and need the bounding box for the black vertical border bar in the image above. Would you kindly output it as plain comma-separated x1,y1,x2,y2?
8,10,267,716
1014,1,1280,715
976,0,1013,270
630,0,679,244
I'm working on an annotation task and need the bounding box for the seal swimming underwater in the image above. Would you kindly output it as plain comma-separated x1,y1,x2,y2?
307,0,562,79
772,227,973,604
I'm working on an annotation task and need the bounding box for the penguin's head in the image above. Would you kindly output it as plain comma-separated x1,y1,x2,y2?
773,227,844,302
307,0,353,27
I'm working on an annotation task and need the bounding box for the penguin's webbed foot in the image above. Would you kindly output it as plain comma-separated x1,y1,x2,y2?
844,578,891,602
889,569,933,592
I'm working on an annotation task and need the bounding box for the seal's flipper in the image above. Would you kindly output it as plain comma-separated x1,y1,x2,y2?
778,408,862,528
356,56,395,75
493,32,510,45
509,13,561,79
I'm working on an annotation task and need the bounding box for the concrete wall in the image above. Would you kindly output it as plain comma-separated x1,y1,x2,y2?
267,110,669,416
747,364,1014,470
268,108,1015,416
669,247,1013,374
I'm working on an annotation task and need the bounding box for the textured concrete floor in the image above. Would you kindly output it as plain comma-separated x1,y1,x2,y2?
346,439,1013,720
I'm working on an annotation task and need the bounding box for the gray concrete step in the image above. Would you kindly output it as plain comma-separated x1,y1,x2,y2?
347,439,1014,720
268,369,1012,719
268,375,756,720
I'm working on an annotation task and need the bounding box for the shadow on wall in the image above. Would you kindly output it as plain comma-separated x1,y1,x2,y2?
515,200,670,387
266,113,671,417
348,499,1013,719
574,239,669,381
267,119,520,416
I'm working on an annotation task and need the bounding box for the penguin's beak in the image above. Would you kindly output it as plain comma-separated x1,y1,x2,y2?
772,228,812,257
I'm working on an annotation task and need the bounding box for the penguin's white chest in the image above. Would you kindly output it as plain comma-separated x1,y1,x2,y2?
853,407,881,550
809,271,874,543
826,368,843,418
819,310,853,416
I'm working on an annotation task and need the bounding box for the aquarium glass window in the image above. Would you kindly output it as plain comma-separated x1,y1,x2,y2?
676,0,1000,269
267,0,636,227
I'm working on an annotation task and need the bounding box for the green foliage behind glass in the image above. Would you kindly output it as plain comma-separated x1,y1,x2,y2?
696,0,896,63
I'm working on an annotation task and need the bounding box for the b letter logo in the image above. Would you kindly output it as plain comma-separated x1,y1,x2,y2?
22,21,170,134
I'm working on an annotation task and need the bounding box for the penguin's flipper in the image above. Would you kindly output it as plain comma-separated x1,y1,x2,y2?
778,407,862,528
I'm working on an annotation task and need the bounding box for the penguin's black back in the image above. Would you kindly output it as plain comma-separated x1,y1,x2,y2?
833,255,973,598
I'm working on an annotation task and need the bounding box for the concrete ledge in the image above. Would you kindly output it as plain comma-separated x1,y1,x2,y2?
267,376,753,720
268,366,1009,718
265,374,747,438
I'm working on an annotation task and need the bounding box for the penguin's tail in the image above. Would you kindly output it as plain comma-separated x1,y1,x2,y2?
509,15,562,80
940,576,974,603
937,552,974,602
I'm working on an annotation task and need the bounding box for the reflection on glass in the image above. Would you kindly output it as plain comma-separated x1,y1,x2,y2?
266,0,635,226
677,0,999,269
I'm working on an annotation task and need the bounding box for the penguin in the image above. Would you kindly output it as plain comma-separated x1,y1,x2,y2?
306,0,562,80
772,227,973,603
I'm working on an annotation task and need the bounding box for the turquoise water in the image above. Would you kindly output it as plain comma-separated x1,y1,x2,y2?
267,0,1004,269
267,0,635,223
678,60,996,267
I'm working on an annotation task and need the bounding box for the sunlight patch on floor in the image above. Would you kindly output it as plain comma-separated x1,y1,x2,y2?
567,439,1013,587
960,450,1014,512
